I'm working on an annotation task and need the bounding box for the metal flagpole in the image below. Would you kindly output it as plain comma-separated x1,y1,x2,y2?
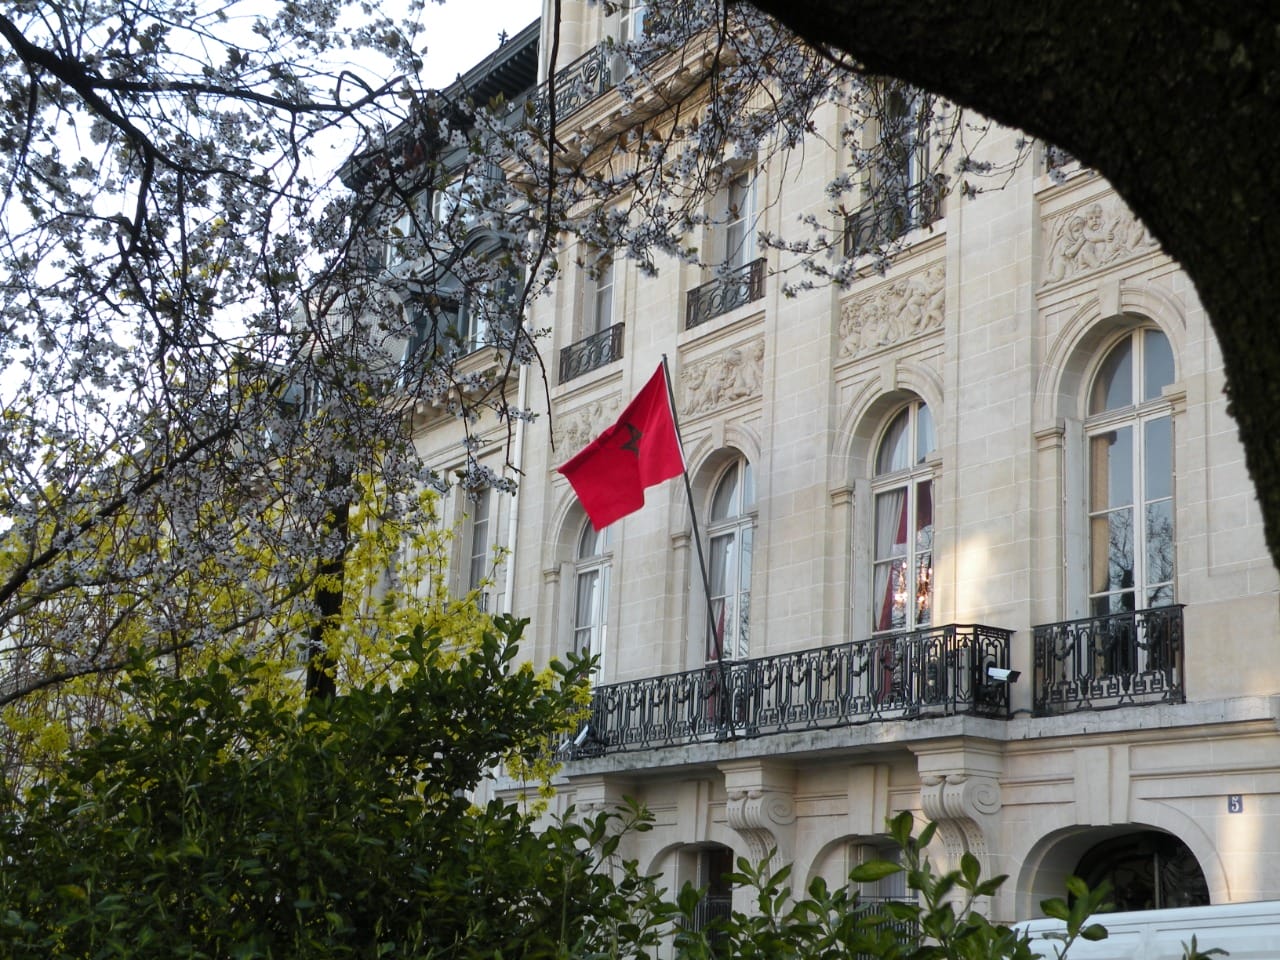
661,354,732,736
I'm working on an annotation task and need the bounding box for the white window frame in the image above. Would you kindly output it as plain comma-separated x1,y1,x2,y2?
1084,328,1176,618
870,400,936,634
571,520,612,677
466,488,492,610
582,252,615,337
872,82,935,239
706,455,755,662
719,167,760,273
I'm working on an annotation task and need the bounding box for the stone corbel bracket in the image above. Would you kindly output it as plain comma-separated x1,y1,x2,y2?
725,788,797,872
919,772,1001,869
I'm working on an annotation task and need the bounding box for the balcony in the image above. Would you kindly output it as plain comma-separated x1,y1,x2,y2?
568,624,1012,758
685,258,766,330
559,323,624,384
843,180,942,257
532,45,611,126
1032,605,1185,715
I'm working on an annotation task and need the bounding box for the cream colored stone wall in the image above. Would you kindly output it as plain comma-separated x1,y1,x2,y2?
472,0,1280,928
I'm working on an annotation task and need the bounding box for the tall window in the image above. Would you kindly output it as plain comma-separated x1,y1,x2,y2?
872,401,936,633
1087,328,1176,616
707,456,754,661
572,520,611,675
584,254,614,336
848,82,939,254
467,489,491,610
718,168,759,272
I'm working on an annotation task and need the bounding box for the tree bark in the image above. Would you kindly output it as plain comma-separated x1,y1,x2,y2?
306,464,351,700
740,0,1280,566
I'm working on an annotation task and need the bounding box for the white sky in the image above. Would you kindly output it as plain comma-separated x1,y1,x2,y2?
416,0,544,88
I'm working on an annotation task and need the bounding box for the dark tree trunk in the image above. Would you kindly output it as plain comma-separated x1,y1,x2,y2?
306,464,351,699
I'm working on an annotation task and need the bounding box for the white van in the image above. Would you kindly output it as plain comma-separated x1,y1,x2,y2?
1015,900,1280,959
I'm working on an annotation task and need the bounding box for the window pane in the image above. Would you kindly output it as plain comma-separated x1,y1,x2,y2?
874,488,909,559
1090,337,1133,414
575,570,600,639
591,261,614,334
710,463,739,521
914,479,933,626
1143,329,1175,402
875,558,908,631
876,408,910,475
710,532,734,595
740,460,755,511
915,479,933,552
1091,507,1135,596
577,521,603,558
735,588,750,659
1144,416,1172,501
1090,427,1133,510
1145,499,1175,592
915,403,936,463
725,173,751,268
914,551,933,627
469,491,490,591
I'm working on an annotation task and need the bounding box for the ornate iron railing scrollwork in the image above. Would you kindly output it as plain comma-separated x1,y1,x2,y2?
1032,605,1185,715
559,323,624,383
532,45,610,126
685,258,766,329
567,623,1012,758
843,179,943,257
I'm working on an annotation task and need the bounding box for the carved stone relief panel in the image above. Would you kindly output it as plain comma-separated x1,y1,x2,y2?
1042,195,1159,287
557,395,622,458
838,264,945,361
679,337,765,418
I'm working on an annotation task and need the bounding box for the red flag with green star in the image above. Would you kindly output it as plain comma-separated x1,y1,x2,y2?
558,365,684,530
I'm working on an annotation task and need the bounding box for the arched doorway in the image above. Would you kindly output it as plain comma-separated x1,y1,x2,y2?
1076,830,1209,911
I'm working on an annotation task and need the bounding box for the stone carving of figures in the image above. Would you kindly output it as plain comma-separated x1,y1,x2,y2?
681,338,765,416
559,398,620,455
681,360,714,415
839,263,946,359
1043,198,1158,285
723,339,764,402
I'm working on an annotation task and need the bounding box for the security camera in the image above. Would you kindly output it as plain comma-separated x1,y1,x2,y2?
986,666,1021,683
572,723,592,746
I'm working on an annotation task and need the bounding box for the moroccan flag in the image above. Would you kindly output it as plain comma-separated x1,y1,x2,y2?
559,365,684,530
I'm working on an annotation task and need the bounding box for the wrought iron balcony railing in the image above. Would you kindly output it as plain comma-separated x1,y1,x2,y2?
843,179,943,258
531,45,611,126
1032,605,1185,715
566,623,1012,758
689,894,733,933
685,258,766,329
856,897,919,946
559,323,624,383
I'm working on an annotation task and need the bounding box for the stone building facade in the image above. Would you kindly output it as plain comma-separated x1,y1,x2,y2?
423,1,1280,924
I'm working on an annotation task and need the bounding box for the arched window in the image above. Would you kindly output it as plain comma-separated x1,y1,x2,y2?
707,456,754,661
573,520,612,676
872,400,936,633
1087,328,1175,616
